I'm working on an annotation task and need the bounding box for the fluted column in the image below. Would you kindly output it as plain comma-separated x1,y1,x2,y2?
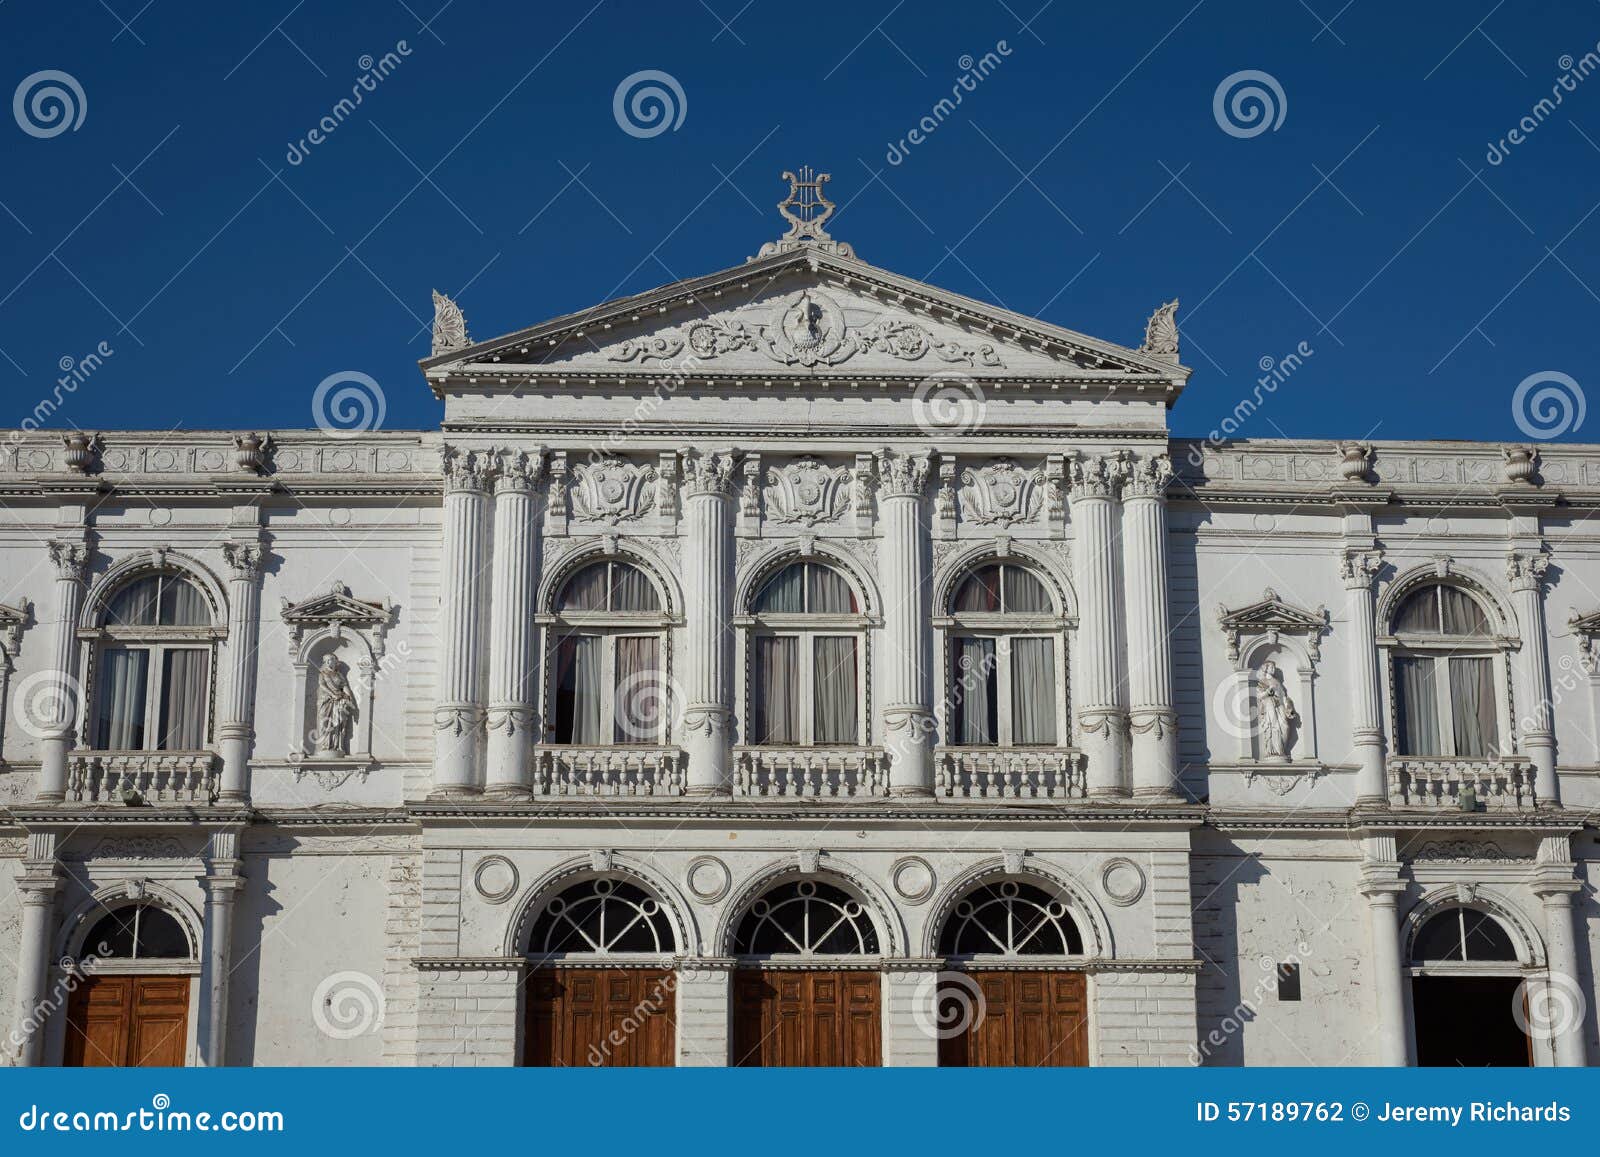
11,832,59,1066
432,447,495,797
680,451,735,794
1341,548,1386,806
1122,455,1178,797
1531,866,1586,1066
198,831,244,1066
485,451,542,798
36,540,87,803
1509,551,1557,805
1069,456,1127,798
876,449,934,795
1359,864,1409,1065
217,541,265,803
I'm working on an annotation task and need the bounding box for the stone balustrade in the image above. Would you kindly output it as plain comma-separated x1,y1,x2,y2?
732,746,890,798
66,751,220,805
531,746,685,797
1387,757,1537,810
934,747,1087,801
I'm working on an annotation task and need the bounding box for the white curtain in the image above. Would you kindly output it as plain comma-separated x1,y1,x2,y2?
1448,657,1498,756
812,636,857,744
610,564,658,612
160,578,208,626
158,649,209,749
1440,587,1488,635
556,635,603,743
1002,567,1052,614
1393,589,1437,633
753,636,799,743
1009,637,1057,745
106,577,160,626
953,568,1001,613
754,565,804,614
612,635,660,744
807,566,856,614
97,648,148,749
953,637,997,745
1395,657,1440,756
558,564,608,612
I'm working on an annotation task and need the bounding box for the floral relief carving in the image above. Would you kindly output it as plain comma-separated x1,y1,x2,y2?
569,459,659,523
958,460,1044,527
765,457,852,526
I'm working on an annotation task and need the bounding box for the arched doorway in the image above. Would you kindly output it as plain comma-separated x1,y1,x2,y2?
731,878,882,1066
1409,905,1531,1066
520,876,679,1067
64,900,197,1067
936,879,1090,1067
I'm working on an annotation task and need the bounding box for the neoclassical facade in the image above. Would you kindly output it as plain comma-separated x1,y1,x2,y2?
2,173,1597,1068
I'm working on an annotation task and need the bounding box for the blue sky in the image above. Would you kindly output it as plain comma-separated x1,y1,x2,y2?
1,0,1598,443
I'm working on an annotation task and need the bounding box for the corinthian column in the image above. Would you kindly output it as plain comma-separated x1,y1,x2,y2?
1531,853,1586,1066
485,450,542,798
1340,548,1386,806
1068,456,1127,798
1121,454,1178,797
11,832,59,1066
217,541,265,803
876,449,934,795
36,540,87,803
680,451,735,794
1508,550,1557,805
198,830,244,1066
432,447,494,797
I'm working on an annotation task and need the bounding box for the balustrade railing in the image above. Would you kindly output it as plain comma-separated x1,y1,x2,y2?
934,747,1087,800
1387,757,1536,809
732,747,889,798
66,751,219,805
532,746,685,797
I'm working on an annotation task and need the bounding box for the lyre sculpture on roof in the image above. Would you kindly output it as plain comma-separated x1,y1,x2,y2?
756,167,856,259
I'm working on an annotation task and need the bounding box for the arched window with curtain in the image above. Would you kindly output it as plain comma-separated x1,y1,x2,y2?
946,562,1063,747
91,571,216,751
747,561,864,746
548,559,667,745
1388,583,1504,759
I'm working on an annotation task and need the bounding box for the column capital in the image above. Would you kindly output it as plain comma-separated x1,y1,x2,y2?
493,447,544,494
1120,453,1173,500
46,539,88,583
1507,549,1550,594
1531,874,1582,901
441,445,497,494
1339,547,1383,590
221,540,265,582
679,449,737,498
1066,453,1122,502
873,448,930,499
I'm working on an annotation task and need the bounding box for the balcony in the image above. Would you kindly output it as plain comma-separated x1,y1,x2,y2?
935,747,1087,801
733,747,889,798
1387,757,1537,810
532,746,684,797
66,751,219,805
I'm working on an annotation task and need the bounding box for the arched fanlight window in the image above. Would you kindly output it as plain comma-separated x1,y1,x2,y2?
733,879,880,955
81,903,193,961
550,560,666,745
526,878,677,955
93,571,216,752
946,562,1062,747
938,880,1084,956
748,562,863,746
1411,907,1517,963
1388,583,1502,759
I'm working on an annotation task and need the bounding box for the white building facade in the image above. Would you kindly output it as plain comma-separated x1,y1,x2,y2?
2,175,1596,1068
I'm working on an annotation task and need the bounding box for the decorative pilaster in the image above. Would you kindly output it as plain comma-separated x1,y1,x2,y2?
1340,548,1386,806
485,450,543,798
680,450,736,794
1532,837,1585,1066
11,832,59,1066
217,541,265,803
36,540,87,802
1358,848,1409,1066
676,958,735,1066
433,447,495,797
1121,454,1178,797
1508,550,1557,805
1068,455,1127,798
876,449,935,795
198,830,245,1066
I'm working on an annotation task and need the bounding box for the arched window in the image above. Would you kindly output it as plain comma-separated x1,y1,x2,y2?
549,560,666,745
946,563,1062,746
733,879,879,955
526,878,676,955
748,562,863,746
1411,907,1517,963
938,880,1084,956
81,903,193,961
92,572,215,751
1389,583,1501,758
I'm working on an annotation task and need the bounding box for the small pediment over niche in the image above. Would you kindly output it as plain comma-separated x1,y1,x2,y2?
1568,609,1600,672
281,582,390,629
1217,588,1329,666
0,600,32,656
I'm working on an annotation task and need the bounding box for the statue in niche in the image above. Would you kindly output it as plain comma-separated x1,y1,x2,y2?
311,654,358,757
1256,660,1297,763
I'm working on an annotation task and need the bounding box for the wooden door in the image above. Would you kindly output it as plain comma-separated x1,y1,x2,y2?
64,976,190,1067
938,970,1088,1067
523,968,676,1066
733,969,881,1067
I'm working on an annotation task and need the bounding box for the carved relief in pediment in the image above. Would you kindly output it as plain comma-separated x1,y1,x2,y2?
765,458,852,526
569,459,659,523
959,460,1044,527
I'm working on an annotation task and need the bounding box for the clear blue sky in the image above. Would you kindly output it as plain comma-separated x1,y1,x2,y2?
2,0,1598,443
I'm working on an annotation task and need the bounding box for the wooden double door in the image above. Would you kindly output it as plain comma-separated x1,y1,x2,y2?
938,970,1089,1067
64,975,190,1067
523,967,677,1066
733,969,881,1067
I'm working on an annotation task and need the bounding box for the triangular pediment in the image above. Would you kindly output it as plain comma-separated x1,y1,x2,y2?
420,248,1189,388
281,583,388,627
1217,589,1327,634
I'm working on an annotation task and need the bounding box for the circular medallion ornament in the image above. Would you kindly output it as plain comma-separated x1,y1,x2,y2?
472,855,519,904
890,856,936,904
770,288,847,366
1100,857,1147,907
685,856,731,904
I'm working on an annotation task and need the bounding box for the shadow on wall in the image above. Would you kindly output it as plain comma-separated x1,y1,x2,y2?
1189,839,1268,1066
